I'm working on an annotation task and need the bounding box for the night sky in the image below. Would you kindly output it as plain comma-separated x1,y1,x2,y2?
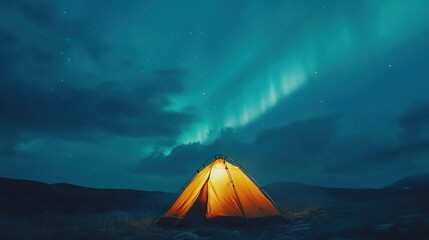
1,0,429,192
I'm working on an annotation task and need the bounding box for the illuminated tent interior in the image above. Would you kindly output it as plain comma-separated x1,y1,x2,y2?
157,155,285,226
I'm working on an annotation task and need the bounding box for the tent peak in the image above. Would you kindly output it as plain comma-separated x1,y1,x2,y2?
213,153,227,160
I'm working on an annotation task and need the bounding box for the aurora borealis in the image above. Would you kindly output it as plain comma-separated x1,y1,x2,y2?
1,0,429,191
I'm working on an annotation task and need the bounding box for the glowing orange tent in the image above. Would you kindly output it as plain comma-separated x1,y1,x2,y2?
157,155,285,226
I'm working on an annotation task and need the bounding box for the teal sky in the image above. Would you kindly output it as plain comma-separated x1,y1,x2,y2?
1,0,429,191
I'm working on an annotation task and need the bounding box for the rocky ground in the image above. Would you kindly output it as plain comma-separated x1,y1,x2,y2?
1,204,428,240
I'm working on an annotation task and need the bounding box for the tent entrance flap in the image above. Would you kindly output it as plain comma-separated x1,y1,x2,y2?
182,180,208,224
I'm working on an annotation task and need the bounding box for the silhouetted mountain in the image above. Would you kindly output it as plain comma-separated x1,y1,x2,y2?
386,172,429,190
0,177,173,217
263,179,429,210
2,173,429,218
264,181,378,208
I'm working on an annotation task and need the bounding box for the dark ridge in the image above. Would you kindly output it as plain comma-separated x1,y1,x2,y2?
0,177,173,216
1,172,429,217
386,172,429,190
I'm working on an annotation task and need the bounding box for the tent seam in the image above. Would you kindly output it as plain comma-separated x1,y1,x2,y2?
224,160,247,222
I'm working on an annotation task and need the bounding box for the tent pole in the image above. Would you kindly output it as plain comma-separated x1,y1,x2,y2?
224,160,248,225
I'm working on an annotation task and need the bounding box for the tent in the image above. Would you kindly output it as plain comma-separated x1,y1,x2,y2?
157,155,285,226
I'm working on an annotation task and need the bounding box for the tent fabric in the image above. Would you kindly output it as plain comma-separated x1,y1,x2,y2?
159,157,284,225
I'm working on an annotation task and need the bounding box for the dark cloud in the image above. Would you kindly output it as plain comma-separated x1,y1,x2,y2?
0,71,192,141
254,115,340,164
0,1,193,147
136,115,340,181
364,103,429,162
0,130,22,157
399,104,429,139
136,129,245,176
137,107,429,186
17,1,56,29
369,138,429,162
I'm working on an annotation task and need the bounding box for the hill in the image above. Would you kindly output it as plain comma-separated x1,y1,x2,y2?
386,172,429,190
0,177,173,217
263,177,429,210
